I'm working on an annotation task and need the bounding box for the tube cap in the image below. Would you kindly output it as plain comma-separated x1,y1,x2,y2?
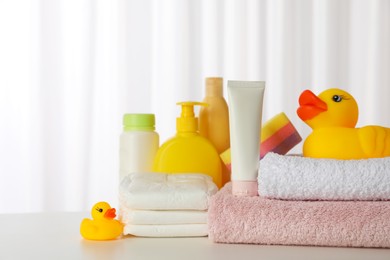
232,180,258,196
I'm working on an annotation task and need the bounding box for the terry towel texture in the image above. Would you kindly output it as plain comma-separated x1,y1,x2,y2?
124,224,208,237
119,172,218,210
258,153,390,200
119,207,207,225
208,183,390,248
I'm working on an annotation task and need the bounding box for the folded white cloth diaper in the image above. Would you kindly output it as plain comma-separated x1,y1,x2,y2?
119,207,207,225
123,224,209,237
258,152,390,200
119,172,218,210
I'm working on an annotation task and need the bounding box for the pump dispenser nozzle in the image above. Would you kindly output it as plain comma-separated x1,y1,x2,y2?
176,102,207,132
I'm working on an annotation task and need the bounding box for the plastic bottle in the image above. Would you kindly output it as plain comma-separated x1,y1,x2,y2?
152,102,222,188
119,114,159,181
199,77,230,185
199,77,230,153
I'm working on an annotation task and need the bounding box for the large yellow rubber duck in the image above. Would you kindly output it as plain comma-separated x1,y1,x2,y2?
297,88,390,159
80,202,123,240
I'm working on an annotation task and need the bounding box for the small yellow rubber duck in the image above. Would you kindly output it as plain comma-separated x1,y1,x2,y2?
80,202,123,240
297,88,390,159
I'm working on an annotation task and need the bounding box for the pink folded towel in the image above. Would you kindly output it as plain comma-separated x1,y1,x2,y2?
208,183,390,248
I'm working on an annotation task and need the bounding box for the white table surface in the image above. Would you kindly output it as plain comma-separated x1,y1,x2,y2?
1,212,390,260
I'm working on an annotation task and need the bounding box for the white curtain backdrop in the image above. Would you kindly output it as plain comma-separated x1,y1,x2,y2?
0,0,389,213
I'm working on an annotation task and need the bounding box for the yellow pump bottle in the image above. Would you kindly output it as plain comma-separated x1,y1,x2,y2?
152,102,222,188
199,78,230,186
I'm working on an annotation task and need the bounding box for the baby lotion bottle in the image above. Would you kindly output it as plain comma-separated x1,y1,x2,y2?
152,102,222,188
199,77,230,185
119,114,159,181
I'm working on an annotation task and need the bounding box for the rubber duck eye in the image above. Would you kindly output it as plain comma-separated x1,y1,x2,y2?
332,95,342,102
96,207,103,213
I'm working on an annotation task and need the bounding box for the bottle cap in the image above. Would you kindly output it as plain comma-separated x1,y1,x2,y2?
176,102,207,132
123,114,155,131
205,77,223,96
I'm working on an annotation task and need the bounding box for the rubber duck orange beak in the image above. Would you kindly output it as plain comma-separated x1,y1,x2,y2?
297,90,328,121
104,208,116,219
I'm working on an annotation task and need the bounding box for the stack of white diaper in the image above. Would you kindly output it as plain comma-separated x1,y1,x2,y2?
119,172,218,237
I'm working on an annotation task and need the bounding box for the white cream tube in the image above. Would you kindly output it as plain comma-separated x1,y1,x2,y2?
228,81,265,196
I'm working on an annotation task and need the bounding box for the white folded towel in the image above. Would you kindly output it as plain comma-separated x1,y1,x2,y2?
123,224,208,237
119,207,207,225
119,172,218,210
258,152,390,200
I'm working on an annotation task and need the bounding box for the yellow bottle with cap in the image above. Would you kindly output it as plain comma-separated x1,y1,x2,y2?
152,101,222,188
199,77,231,186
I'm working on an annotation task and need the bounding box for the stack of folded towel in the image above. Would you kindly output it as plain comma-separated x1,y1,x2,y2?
208,153,390,248
119,172,217,237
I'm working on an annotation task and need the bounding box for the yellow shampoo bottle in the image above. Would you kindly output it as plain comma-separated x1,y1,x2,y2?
199,78,230,186
153,102,222,188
